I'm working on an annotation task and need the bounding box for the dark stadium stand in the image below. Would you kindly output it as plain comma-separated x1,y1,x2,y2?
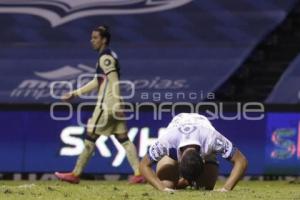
0,0,297,103
267,53,300,103
215,0,300,102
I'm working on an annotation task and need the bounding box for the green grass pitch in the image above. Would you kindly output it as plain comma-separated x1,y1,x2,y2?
0,180,299,200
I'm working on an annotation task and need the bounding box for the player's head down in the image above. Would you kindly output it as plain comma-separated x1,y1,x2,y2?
179,147,204,184
91,25,111,51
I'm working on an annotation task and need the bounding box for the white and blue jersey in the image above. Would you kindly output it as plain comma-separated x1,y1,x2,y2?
148,113,237,163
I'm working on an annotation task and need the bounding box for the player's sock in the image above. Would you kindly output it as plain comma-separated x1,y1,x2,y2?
72,139,95,176
121,140,140,176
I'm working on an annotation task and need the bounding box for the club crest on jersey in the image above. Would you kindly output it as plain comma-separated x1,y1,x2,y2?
178,124,197,136
0,0,193,27
104,59,112,66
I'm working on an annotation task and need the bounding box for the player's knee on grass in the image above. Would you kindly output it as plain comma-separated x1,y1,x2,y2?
176,178,190,189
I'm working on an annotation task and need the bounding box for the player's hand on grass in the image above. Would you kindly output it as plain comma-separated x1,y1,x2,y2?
214,188,229,192
162,188,176,193
61,92,75,102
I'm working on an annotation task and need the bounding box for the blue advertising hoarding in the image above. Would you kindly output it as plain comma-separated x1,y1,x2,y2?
0,107,274,175
0,107,299,175
265,113,300,175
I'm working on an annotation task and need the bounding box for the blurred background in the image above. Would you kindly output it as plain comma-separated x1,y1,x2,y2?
0,0,300,180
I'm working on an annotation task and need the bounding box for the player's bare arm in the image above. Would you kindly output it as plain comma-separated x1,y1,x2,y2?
222,149,248,191
140,155,172,192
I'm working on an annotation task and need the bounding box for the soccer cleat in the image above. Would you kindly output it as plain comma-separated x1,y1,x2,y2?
128,175,146,184
54,172,80,184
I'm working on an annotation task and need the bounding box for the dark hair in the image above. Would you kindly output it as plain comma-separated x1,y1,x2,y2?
94,25,111,45
179,149,204,183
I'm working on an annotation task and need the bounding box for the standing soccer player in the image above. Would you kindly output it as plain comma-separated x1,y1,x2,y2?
55,26,144,184
140,113,248,192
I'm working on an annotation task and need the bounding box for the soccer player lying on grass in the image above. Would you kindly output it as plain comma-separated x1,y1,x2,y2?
140,113,248,192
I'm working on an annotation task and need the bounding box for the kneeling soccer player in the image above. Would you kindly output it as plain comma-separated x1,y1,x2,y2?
140,113,248,192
